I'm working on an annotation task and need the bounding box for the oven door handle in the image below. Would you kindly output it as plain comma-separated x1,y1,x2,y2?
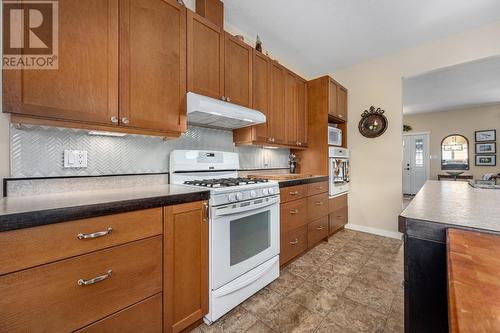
215,197,279,216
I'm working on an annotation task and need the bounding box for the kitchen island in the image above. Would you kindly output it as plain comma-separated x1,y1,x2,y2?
399,180,500,333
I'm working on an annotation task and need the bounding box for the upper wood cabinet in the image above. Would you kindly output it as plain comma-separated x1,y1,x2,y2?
187,10,224,100
3,0,119,126
252,51,271,142
4,0,187,137
224,33,252,107
120,0,187,134
328,79,348,122
269,61,286,144
164,201,208,333
296,76,308,146
285,70,298,145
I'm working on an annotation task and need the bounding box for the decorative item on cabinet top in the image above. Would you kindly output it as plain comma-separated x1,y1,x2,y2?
358,106,388,138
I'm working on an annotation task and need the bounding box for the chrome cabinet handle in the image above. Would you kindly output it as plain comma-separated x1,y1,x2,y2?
316,226,324,231
289,191,299,195
222,96,226,101
290,209,299,215
226,97,231,102
77,227,113,240
290,239,299,245
337,215,343,219
110,116,118,124
315,186,323,190
315,202,324,206
339,114,343,118
77,269,112,286
203,202,209,223
121,117,129,125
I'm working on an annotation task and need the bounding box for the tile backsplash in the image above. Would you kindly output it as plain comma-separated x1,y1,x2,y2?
10,124,289,178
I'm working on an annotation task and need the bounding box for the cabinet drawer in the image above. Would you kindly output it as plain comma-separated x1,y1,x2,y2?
281,198,308,233
0,208,162,275
280,184,308,203
280,225,308,266
307,193,329,221
307,181,328,196
76,293,162,333
0,237,162,333
329,194,347,213
308,216,329,248
329,207,348,235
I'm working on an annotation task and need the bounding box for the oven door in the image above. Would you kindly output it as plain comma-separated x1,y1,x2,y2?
329,158,350,196
211,195,280,290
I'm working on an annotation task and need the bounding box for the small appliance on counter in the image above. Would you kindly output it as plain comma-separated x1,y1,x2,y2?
329,147,350,196
289,153,297,174
328,124,342,146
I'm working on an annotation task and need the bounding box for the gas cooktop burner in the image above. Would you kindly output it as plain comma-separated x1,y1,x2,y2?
184,177,269,188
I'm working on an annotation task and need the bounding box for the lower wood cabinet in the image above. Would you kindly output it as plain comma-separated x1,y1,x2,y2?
280,225,308,266
76,293,163,333
307,193,329,221
308,216,329,248
0,237,162,333
164,201,209,333
328,194,348,235
281,198,308,233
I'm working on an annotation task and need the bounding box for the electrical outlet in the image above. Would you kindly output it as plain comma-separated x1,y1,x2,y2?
64,150,88,168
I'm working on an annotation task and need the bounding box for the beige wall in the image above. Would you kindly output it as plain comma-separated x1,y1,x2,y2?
334,21,500,234
404,105,500,180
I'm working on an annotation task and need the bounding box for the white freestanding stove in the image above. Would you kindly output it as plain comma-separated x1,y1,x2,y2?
169,150,280,323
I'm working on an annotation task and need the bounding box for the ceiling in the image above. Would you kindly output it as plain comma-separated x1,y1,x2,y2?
223,0,500,77
403,56,500,115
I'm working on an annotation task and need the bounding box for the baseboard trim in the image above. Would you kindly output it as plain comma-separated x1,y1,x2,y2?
345,223,402,240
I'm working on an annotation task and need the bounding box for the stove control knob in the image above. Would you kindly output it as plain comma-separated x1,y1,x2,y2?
236,192,243,201
250,190,257,198
227,193,237,202
268,188,275,195
262,188,269,195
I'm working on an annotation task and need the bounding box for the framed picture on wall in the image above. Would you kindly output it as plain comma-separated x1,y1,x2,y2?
476,142,496,154
475,130,496,142
475,155,496,166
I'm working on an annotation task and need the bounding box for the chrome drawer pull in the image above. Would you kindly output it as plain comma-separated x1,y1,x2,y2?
315,202,324,206
337,216,343,219
289,191,299,195
316,226,324,231
290,209,299,215
290,239,299,245
77,228,113,240
315,186,323,190
77,269,112,286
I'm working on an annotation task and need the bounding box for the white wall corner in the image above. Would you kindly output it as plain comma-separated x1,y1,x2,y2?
345,223,403,240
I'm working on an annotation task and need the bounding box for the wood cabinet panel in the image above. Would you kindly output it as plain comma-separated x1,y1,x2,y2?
269,62,287,144
337,85,348,121
195,0,223,29
252,51,271,141
76,293,162,333
296,77,308,147
3,0,119,125
329,194,347,214
224,33,252,107
307,181,329,196
187,10,224,100
164,201,208,333
280,225,308,266
307,193,329,221
120,0,186,133
0,237,162,333
328,79,338,118
285,70,298,145
308,216,329,248
329,207,347,235
0,208,162,276
281,198,308,233
280,184,308,203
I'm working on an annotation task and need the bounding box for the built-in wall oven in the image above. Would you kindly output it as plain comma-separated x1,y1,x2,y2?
329,147,350,196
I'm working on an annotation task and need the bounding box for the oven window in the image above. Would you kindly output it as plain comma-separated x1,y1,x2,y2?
230,211,271,266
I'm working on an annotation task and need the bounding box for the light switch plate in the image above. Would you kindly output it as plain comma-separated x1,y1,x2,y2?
64,150,88,168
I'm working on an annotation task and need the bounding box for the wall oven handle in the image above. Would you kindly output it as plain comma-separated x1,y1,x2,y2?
77,228,113,240
215,196,279,216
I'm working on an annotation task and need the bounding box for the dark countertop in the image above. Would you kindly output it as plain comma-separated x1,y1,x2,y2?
277,175,329,188
399,180,500,242
0,185,210,232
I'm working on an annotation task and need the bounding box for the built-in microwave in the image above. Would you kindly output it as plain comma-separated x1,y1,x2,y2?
328,125,342,146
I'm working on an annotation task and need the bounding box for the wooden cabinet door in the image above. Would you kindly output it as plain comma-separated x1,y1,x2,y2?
252,51,271,142
3,0,119,126
285,70,298,145
296,76,308,147
328,79,338,118
337,85,348,121
187,10,224,99
224,33,252,107
164,201,208,333
269,61,286,144
120,0,186,134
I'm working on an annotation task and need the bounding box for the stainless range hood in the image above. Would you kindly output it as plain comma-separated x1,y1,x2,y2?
187,92,266,130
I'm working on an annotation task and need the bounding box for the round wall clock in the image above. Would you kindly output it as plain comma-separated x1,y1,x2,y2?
358,106,388,138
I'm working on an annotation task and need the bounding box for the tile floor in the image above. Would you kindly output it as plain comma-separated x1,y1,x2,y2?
192,229,404,333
